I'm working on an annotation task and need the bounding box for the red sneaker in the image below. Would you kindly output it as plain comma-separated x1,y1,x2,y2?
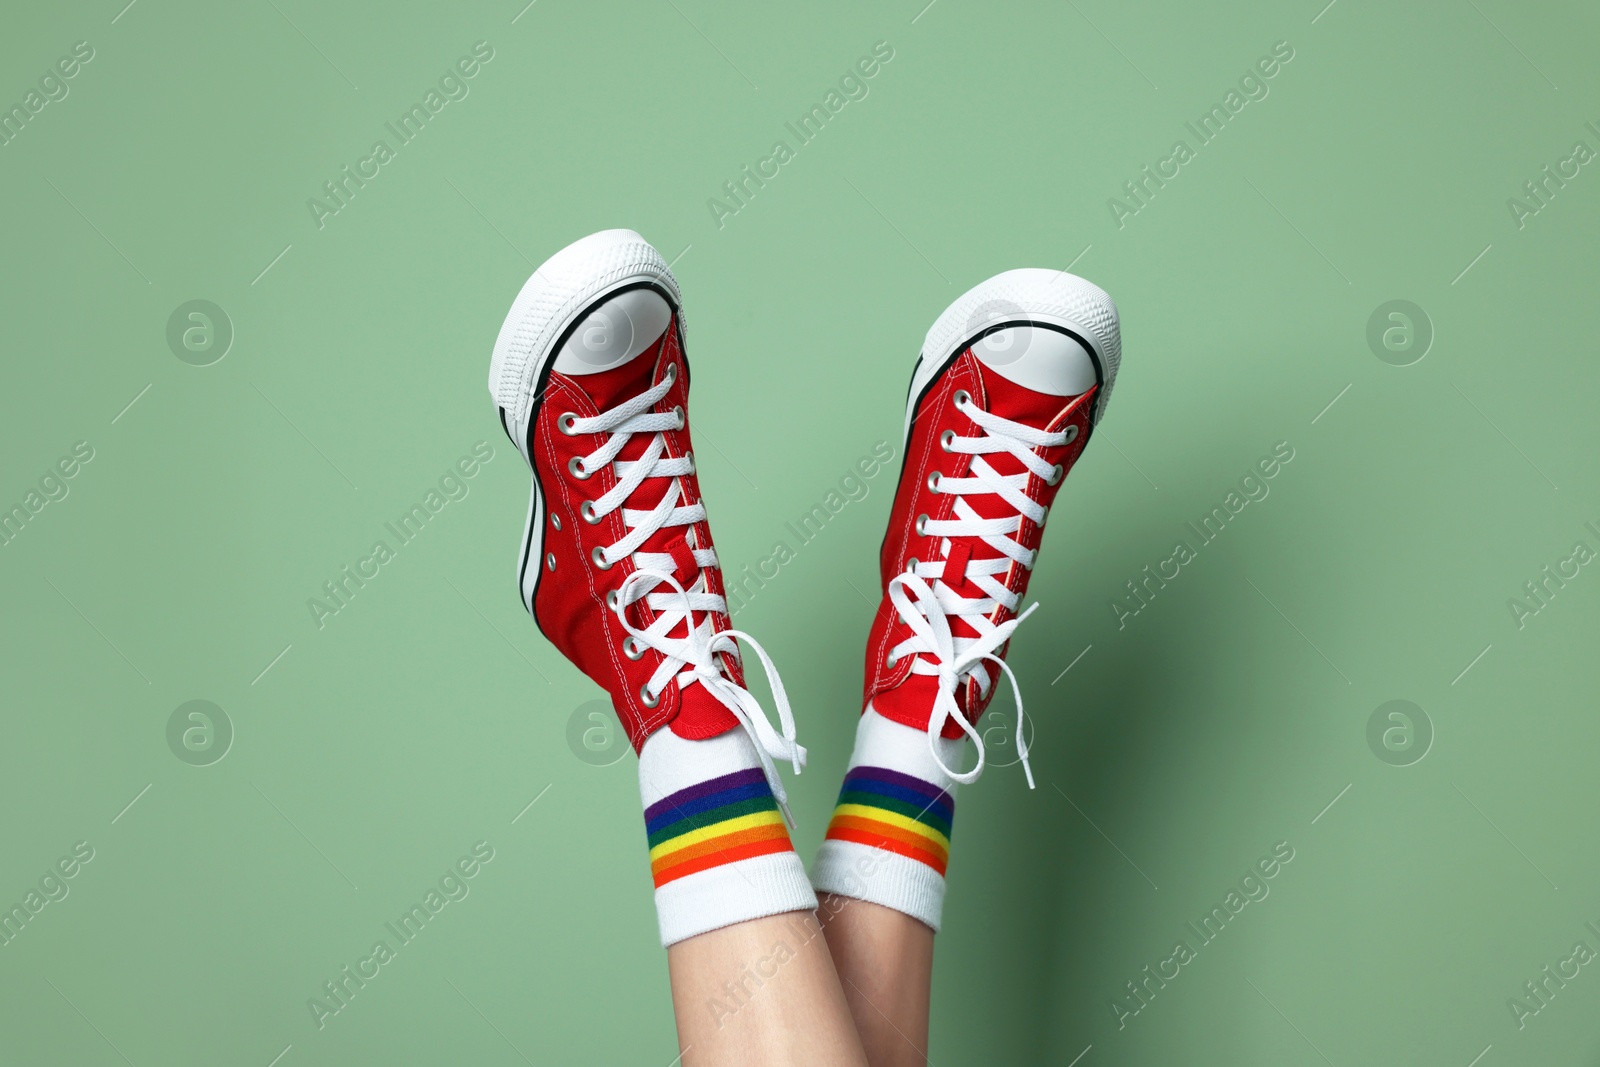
862,269,1122,786
488,229,802,789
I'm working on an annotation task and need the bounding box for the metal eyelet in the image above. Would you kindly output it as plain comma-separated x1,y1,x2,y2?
545,553,556,571
606,589,620,610
672,405,685,429
939,429,956,452
1037,505,1050,525
623,636,644,660
684,451,696,474
557,412,580,435
551,514,562,531
952,389,970,408
906,557,919,572
1045,463,1064,486
580,501,600,524
639,683,660,707
927,471,941,492
665,363,678,384
1063,424,1080,444
915,514,929,536
886,650,898,667
592,546,612,569
569,455,591,480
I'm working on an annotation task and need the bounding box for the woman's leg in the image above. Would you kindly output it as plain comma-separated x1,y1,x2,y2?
809,709,957,1067
817,895,933,1067
641,727,869,1064
668,910,870,1067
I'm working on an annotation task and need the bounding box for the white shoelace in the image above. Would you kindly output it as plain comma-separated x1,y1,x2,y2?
885,391,1073,788
619,570,804,823
565,371,805,820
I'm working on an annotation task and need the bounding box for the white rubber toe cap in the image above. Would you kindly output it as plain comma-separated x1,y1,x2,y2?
917,267,1121,425
971,325,1099,397
553,288,673,375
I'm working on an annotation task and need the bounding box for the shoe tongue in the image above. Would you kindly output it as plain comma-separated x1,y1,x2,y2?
567,318,715,641
559,328,674,555
958,351,1083,505
930,355,1093,639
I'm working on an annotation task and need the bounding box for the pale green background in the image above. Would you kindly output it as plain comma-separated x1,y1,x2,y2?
3,0,1598,1063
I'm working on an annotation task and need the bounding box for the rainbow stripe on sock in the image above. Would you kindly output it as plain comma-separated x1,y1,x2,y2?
823,766,953,875
645,768,795,888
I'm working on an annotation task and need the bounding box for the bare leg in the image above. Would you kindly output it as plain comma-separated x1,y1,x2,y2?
817,894,933,1067
668,909,870,1067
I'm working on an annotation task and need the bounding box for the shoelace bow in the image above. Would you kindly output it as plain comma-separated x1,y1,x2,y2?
886,391,1071,788
566,372,805,822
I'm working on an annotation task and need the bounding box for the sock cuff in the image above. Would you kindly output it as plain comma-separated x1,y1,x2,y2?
810,709,963,930
812,840,946,931
640,727,816,947
655,851,817,946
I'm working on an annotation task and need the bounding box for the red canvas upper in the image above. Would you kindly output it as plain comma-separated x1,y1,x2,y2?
529,318,742,751
864,349,1097,737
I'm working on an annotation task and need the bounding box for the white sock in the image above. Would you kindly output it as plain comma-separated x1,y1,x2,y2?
809,707,963,931
639,728,818,947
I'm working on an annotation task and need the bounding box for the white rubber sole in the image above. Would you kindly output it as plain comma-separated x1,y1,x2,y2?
903,268,1121,443
486,228,682,614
